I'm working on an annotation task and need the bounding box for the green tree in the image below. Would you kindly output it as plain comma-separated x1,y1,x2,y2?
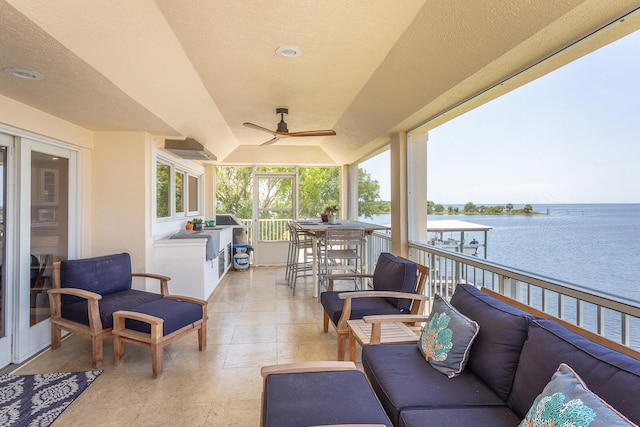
298,167,339,218
523,204,534,213
215,166,253,218
463,202,477,213
434,204,445,213
358,168,382,219
506,203,513,212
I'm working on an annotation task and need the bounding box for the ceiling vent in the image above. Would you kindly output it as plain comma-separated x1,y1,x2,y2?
164,138,217,161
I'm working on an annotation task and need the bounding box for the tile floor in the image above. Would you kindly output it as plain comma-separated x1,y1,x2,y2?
13,267,354,426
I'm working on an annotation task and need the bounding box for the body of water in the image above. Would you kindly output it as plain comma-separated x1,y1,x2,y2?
362,203,640,304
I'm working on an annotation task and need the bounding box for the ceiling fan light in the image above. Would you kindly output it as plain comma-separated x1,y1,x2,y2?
3,67,44,80
275,45,302,58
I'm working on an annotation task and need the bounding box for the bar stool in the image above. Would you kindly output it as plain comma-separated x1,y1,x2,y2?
286,221,316,295
321,228,365,290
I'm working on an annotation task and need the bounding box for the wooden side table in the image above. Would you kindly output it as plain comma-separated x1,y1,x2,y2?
347,317,420,362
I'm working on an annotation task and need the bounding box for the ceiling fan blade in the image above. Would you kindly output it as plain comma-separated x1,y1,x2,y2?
286,130,337,137
260,136,281,146
243,122,277,136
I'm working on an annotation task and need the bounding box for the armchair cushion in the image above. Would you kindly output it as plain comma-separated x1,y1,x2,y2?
61,289,162,329
321,291,403,325
372,252,418,311
60,253,133,304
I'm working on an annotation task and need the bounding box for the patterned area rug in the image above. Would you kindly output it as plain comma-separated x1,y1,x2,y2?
0,370,102,426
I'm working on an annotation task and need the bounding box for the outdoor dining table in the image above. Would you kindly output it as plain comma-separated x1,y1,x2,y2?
294,219,390,297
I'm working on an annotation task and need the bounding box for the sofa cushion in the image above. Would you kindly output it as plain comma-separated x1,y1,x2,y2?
60,253,133,304
124,298,203,336
362,344,506,427
372,252,418,311
263,370,392,427
509,319,640,424
519,363,636,427
450,284,534,400
320,291,402,326
61,289,163,329
418,294,479,378
398,406,521,427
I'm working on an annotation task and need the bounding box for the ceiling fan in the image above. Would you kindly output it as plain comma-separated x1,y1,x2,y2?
243,108,336,146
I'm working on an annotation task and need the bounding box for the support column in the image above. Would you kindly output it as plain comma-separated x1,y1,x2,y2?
408,130,428,245
203,164,216,220
346,164,359,220
390,132,408,257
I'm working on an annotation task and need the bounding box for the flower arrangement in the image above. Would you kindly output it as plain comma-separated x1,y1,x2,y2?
323,205,340,215
321,205,340,223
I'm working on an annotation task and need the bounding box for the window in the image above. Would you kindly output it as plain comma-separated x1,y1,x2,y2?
155,157,202,220
156,162,170,218
175,171,184,214
188,175,199,212
422,28,640,298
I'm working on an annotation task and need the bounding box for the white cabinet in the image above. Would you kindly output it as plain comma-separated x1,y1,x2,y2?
154,226,233,300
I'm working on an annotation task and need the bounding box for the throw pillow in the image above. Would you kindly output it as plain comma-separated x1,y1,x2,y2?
418,294,479,378
519,363,636,427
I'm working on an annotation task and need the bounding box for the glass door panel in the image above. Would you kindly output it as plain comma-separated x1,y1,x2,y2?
0,135,11,366
29,152,68,326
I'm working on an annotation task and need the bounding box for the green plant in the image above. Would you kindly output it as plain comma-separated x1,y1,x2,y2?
191,218,203,224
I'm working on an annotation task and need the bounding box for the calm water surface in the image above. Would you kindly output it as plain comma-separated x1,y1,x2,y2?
364,204,640,304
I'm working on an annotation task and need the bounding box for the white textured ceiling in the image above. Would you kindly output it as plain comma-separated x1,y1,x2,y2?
0,0,638,165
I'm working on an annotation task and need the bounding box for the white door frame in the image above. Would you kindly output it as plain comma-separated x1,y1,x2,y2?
252,172,297,266
0,133,15,367
13,137,78,363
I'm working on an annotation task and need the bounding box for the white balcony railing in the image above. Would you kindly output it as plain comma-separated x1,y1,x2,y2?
238,220,640,351
366,231,640,351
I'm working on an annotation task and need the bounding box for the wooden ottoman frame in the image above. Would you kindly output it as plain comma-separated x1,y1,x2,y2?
112,295,207,378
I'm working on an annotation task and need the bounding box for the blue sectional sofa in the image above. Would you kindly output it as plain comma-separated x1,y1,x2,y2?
362,283,640,427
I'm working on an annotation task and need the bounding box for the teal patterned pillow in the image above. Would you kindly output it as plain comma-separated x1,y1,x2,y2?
519,363,636,427
418,294,479,378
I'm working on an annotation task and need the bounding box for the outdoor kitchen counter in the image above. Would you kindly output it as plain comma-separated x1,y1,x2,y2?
154,226,233,300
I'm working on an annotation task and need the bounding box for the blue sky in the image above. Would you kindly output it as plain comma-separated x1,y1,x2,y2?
361,28,640,204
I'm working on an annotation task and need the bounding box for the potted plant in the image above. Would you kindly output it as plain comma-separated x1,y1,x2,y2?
191,218,203,231
322,205,339,224
185,221,194,230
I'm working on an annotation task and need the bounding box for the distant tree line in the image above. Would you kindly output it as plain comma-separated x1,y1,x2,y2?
427,201,538,215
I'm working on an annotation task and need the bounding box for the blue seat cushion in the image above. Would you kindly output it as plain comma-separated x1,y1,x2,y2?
263,370,391,427
61,289,162,329
449,284,534,401
124,298,203,336
362,344,506,427
508,319,640,423
60,253,133,304
320,290,403,326
372,252,418,311
398,407,521,427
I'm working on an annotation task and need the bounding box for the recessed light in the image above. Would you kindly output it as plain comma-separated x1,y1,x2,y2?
275,45,302,58
3,67,44,80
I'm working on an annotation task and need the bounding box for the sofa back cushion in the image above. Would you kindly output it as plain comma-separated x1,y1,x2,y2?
372,253,418,311
60,253,133,304
449,284,534,401
508,319,640,423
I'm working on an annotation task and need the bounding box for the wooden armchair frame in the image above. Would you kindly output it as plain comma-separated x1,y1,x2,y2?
112,295,207,378
322,258,428,360
47,261,171,368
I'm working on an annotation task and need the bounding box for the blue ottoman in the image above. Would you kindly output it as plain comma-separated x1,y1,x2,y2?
112,296,207,378
261,362,391,427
